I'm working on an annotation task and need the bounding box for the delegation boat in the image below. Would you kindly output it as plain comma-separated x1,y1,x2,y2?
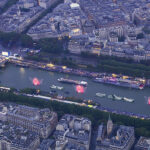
94,77,145,90
96,92,106,98
58,78,87,86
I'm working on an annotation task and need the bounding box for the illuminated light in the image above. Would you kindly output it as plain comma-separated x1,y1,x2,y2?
32,78,40,86
37,89,40,93
72,28,80,33
2,51,9,57
88,100,92,104
122,76,128,79
112,74,117,77
88,105,93,108
76,85,85,94
47,63,55,67
62,66,67,69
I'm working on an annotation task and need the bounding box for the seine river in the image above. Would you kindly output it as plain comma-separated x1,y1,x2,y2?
0,64,150,115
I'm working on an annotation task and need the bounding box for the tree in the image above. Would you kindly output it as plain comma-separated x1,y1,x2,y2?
0,32,20,47
36,38,64,54
20,34,34,48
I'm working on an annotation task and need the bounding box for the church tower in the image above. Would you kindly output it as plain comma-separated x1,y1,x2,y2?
107,115,113,136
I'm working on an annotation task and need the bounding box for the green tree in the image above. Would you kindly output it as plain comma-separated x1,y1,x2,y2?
20,34,34,48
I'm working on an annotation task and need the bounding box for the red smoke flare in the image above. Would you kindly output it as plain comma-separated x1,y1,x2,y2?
76,85,85,94
32,78,40,86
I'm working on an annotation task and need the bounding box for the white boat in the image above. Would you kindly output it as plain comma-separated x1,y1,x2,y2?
50,85,64,90
123,97,134,103
96,93,106,98
113,94,122,100
50,85,57,89
57,86,64,90
108,95,113,99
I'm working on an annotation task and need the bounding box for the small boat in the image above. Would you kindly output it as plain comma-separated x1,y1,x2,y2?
96,93,106,98
50,85,64,90
123,97,134,103
57,86,64,90
50,85,57,89
113,94,122,100
108,95,113,99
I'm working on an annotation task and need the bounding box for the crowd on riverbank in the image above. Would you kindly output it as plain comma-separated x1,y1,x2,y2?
8,58,150,88
0,86,150,121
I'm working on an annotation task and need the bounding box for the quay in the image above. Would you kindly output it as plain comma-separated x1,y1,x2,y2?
8,58,148,89
18,92,150,121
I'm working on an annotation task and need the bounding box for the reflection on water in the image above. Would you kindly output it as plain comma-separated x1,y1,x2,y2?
0,64,150,115
20,68,25,74
49,72,54,76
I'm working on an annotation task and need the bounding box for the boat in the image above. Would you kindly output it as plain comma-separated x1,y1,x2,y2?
107,94,134,103
123,97,134,103
94,77,145,90
113,94,122,100
108,95,113,99
58,78,87,86
96,92,106,98
50,85,64,90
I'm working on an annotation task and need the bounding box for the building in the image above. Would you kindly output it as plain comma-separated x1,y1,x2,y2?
38,0,57,9
6,105,58,138
0,121,40,150
134,136,150,150
5,104,58,138
0,0,45,33
96,116,135,150
54,114,92,150
37,139,55,150
0,0,8,8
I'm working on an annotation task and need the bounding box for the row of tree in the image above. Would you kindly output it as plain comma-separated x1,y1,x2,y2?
81,52,150,78
0,31,68,54
0,32,33,48
1,90,150,138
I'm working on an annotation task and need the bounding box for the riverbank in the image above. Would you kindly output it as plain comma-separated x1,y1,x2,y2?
0,90,150,138
7,58,149,89
1,86,150,121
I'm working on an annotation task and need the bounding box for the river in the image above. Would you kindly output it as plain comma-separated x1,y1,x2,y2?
0,64,150,115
